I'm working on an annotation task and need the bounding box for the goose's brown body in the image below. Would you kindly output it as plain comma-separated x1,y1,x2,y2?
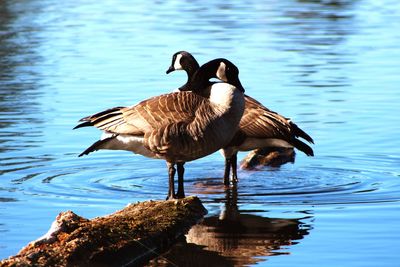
229,94,313,155
167,51,314,185
76,89,244,163
75,58,246,199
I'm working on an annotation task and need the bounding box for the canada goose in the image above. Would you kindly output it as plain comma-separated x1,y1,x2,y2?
74,58,245,199
166,51,314,185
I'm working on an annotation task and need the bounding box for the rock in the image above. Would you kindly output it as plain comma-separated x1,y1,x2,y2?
0,196,207,267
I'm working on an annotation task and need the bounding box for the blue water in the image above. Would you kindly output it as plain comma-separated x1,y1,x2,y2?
1,0,399,266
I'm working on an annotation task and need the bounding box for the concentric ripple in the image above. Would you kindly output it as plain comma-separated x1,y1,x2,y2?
1,151,399,261
188,154,400,207
2,153,171,207
2,153,399,209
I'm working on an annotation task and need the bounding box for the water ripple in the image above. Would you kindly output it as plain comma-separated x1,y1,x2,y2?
2,154,398,208
189,155,400,207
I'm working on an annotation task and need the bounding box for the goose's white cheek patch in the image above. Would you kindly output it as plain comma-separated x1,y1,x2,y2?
173,54,183,70
216,62,227,82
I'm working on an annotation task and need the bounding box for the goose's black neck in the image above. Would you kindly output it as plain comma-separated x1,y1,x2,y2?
180,58,244,97
178,57,200,92
186,63,215,97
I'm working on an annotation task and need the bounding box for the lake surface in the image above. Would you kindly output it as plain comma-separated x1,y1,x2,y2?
1,0,399,266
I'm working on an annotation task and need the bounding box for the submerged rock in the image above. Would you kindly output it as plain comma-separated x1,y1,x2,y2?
240,147,296,170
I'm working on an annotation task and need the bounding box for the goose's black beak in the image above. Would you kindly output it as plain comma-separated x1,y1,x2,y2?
166,65,175,74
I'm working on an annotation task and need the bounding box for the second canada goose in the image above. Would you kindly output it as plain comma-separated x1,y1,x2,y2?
74,58,245,199
167,51,314,185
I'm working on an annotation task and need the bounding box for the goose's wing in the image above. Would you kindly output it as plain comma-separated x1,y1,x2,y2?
240,95,290,138
74,92,204,135
241,95,313,142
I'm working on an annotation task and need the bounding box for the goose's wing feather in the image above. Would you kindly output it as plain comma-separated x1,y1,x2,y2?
74,92,204,135
240,95,290,138
146,102,217,160
241,95,314,143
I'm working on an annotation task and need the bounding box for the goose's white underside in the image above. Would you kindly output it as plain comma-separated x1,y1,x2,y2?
239,137,292,151
100,132,161,159
102,134,292,161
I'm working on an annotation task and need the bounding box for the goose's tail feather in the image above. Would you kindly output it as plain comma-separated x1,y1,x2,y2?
73,107,125,130
291,122,314,144
292,138,314,156
78,136,115,157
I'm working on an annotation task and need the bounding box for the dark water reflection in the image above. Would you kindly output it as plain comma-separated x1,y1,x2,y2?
1,0,400,266
149,186,311,266
0,1,45,155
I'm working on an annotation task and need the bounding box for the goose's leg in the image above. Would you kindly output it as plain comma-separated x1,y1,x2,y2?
231,153,238,184
166,162,176,200
176,162,185,198
223,157,231,186
222,148,236,186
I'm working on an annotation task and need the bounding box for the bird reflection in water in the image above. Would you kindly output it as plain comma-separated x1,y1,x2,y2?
148,185,312,266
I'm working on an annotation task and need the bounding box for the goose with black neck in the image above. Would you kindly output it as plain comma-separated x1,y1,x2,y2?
166,51,314,186
74,58,245,199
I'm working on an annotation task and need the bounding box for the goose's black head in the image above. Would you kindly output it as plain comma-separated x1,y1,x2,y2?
166,51,200,75
196,58,245,93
